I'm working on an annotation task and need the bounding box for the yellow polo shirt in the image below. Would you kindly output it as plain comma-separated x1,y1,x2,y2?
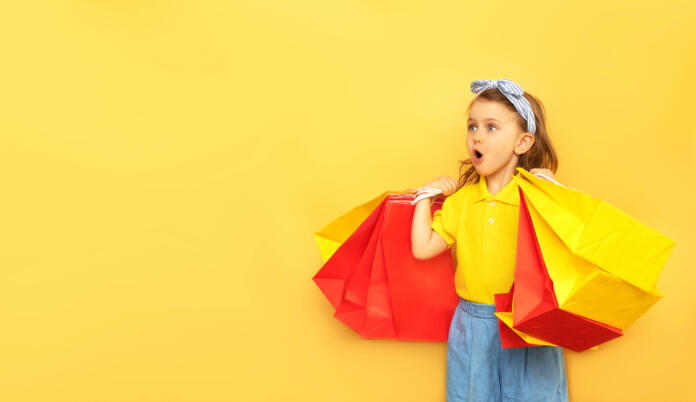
431,170,522,305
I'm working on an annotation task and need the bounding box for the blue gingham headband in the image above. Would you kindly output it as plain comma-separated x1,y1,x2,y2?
470,79,537,135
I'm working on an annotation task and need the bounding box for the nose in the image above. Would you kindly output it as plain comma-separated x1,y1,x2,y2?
473,129,483,144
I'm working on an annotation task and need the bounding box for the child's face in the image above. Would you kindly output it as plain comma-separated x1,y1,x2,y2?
466,100,534,177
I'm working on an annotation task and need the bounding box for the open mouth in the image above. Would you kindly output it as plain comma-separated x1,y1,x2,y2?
473,149,484,164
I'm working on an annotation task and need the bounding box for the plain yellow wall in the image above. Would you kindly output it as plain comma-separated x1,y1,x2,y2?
0,1,693,401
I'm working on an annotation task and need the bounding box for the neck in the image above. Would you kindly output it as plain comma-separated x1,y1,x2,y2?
483,159,519,195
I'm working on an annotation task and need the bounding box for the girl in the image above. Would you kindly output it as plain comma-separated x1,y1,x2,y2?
411,79,569,402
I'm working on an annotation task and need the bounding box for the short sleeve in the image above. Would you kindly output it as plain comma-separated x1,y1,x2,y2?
431,195,458,246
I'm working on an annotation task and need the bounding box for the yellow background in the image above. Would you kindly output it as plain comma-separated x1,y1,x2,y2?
0,1,694,401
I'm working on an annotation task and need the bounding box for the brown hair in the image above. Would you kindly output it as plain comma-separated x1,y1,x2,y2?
455,88,558,190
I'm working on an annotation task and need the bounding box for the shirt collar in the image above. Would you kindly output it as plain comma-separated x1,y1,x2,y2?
471,170,521,206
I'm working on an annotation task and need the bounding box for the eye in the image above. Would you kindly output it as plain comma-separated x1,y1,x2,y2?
468,123,497,132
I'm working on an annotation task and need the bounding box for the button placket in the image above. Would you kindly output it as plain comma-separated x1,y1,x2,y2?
482,200,497,254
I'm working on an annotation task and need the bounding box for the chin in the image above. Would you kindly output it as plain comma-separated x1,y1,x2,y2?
474,169,489,178
474,164,503,177
474,165,491,176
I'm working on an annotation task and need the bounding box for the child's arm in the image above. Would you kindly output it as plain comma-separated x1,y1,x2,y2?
411,197,450,259
411,175,458,260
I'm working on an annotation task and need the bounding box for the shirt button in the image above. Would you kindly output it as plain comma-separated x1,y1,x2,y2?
488,218,494,224
489,201,495,206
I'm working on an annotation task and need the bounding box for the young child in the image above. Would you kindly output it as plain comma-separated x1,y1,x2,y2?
411,78,569,402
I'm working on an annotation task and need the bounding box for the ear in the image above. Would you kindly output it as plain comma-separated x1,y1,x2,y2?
514,132,535,155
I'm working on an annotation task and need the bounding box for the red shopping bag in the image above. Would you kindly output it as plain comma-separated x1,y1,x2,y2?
494,285,542,348
313,193,459,341
494,187,623,352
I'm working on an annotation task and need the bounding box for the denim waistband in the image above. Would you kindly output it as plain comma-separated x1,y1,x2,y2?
458,297,498,319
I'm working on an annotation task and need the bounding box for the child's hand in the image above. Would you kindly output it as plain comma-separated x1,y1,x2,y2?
422,176,459,197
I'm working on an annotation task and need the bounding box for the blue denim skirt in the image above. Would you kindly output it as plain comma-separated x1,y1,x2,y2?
447,297,569,402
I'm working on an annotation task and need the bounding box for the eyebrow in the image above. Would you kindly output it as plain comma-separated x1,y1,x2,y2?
467,118,502,123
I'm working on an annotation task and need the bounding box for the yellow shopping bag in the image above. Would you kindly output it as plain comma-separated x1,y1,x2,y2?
313,191,389,263
313,190,417,263
511,168,675,329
